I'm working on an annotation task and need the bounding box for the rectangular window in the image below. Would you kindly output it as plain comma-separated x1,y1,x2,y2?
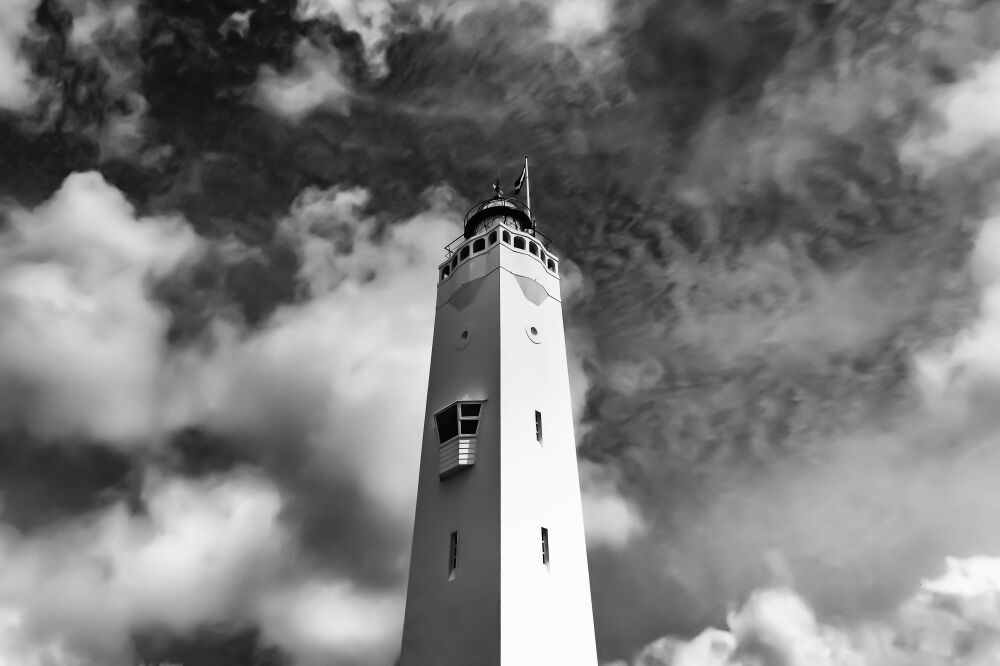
449,531,458,579
541,527,549,566
436,401,484,444
535,410,543,443
435,405,459,443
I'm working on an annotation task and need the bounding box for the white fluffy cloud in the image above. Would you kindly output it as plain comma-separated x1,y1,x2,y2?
0,471,404,666
608,587,856,666
0,171,636,661
0,173,455,483
916,209,1000,428
0,0,40,111
0,473,285,659
907,46,1000,424
257,580,403,666
547,0,611,44
0,172,203,443
613,557,1000,666
0,173,466,663
185,184,457,519
904,50,1000,169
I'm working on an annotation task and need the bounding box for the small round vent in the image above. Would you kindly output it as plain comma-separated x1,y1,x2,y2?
456,324,475,349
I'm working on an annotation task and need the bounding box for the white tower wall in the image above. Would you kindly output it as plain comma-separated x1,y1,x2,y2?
400,210,598,666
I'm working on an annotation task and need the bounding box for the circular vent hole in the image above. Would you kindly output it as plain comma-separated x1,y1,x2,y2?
456,324,475,349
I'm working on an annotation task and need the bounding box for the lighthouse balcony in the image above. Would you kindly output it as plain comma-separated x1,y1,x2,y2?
438,215,558,283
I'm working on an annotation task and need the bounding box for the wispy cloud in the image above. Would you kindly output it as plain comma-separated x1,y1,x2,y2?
253,39,352,121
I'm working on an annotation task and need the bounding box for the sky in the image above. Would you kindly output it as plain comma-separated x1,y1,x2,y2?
3,0,1000,664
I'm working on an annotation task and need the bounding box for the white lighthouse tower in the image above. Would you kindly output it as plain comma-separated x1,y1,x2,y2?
399,178,598,665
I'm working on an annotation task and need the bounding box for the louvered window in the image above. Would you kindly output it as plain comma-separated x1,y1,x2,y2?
435,401,485,478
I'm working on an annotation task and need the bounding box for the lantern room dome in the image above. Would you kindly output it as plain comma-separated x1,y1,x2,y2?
463,197,532,239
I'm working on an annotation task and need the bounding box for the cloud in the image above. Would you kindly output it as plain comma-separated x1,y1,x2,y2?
0,174,471,664
905,47,1000,430
66,0,147,161
0,169,641,660
608,586,859,666
0,167,460,563
0,172,203,444
0,0,39,111
904,51,1000,170
0,607,90,666
547,0,611,45
0,171,455,457
294,0,618,82
297,0,399,77
257,580,403,666
562,256,598,431
0,471,282,663
0,470,404,666
664,238,924,370
562,261,645,550
64,0,137,49
604,359,664,397
916,209,1000,430
4,0,150,158
182,184,458,520
580,460,647,550
253,38,352,121
64,0,149,160
615,555,1000,666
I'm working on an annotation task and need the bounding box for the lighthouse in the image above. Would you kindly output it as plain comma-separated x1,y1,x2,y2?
399,179,599,665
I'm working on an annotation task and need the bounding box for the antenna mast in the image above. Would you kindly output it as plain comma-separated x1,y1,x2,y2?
524,155,531,220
